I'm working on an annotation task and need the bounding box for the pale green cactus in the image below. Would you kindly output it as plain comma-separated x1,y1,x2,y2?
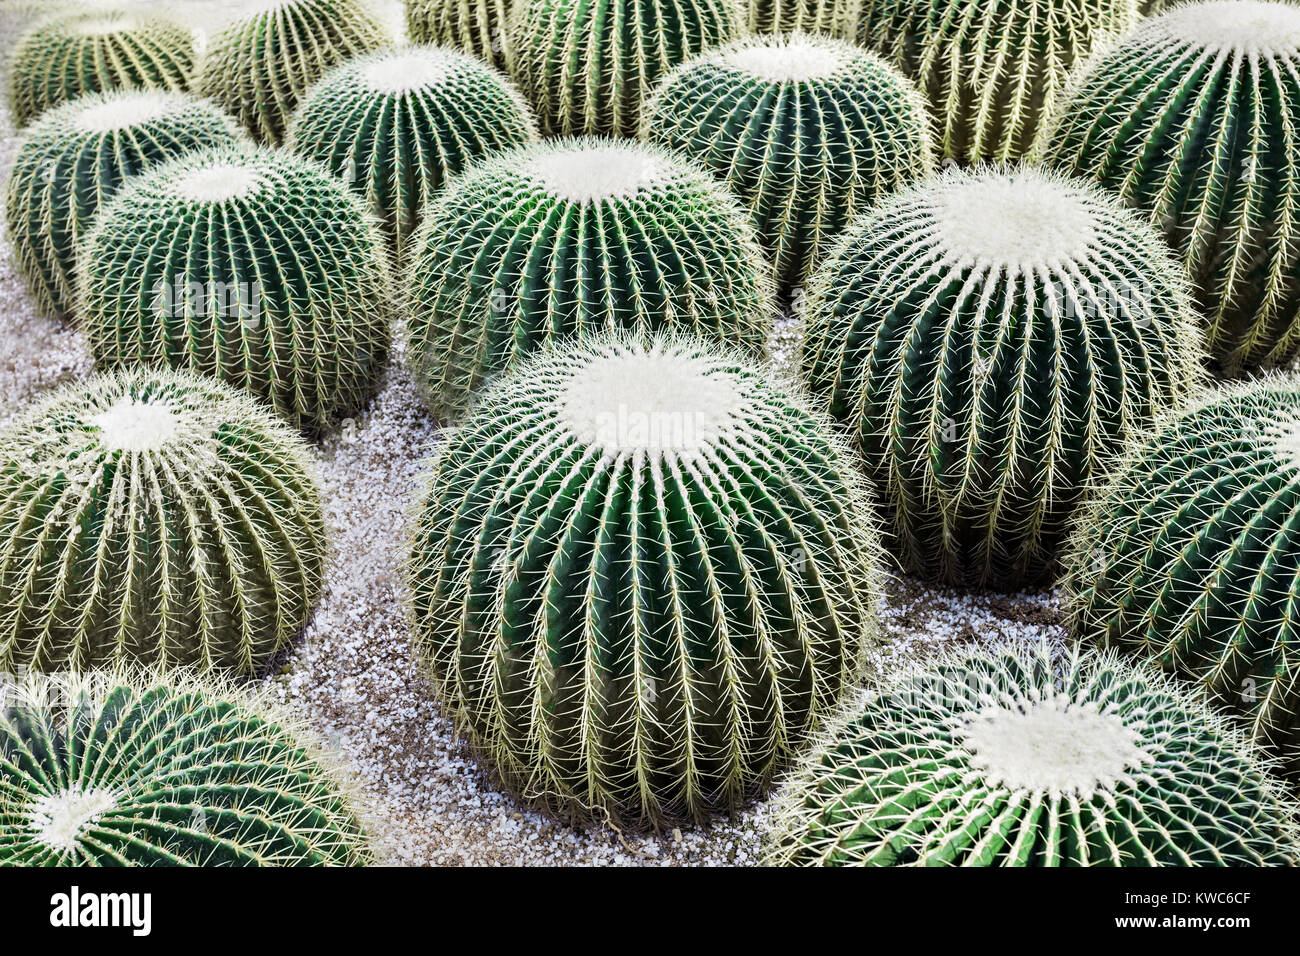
408,332,885,825
800,166,1205,589
8,9,197,128
508,0,745,136
77,145,392,433
857,0,1139,164
406,0,513,69
0,368,324,675
0,670,371,865
5,90,241,319
287,45,536,256
1037,0,1300,373
406,137,775,421
198,0,391,145
643,33,935,291
1066,377,1300,762
767,645,1300,866
747,0,861,36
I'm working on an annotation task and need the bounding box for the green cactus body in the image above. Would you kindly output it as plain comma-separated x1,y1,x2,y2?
287,46,537,257
747,0,861,36
199,0,391,145
857,0,1138,164
508,0,744,137
77,145,392,433
0,369,324,675
8,10,197,128
0,672,370,865
5,91,242,320
1037,1,1300,373
1065,379,1300,760
766,646,1299,866
407,0,513,69
408,333,884,824
801,167,1204,589
407,138,774,421
643,33,935,292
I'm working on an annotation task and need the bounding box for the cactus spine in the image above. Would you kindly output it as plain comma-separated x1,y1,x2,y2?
8,10,197,128
800,166,1205,589
77,145,392,433
0,369,324,675
747,0,861,36
766,646,1300,865
643,33,935,291
407,0,513,69
508,0,745,137
857,0,1139,164
287,46,537,256
1037,0,1300,372
0,671,370,865
5,90,241,319
408,333,884,824
406,137,774,421
198,0,391,145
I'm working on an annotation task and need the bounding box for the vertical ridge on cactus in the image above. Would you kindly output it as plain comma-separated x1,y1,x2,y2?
1037,0,1300,373
77,145,392,433
287,45,537,257
198,0,391,145
507,0,744,137
5,90,242,319
747,0,861,36
856,0,1138,164
1065,377,1300,762
766,645,1300,866
406,0,513,69
408,332,885,825
8,10,197,128
0,368,324,675
406,137,775,421
800,166,1205,589
643,33,935,291
0,671,371,865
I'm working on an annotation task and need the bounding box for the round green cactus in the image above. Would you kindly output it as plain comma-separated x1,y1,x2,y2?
0,671,370,865
766,645,1299,866
198,0,391,145
1037,1,1300,373
407,0,512,68
747,0,860,35
0,368,324,675
508,0,744,136
1066,378,1300,761
77,145,392,433
857,0,1138,164
407,137,774,421
800,167,1204,589
8,10,197,128
408,333,884,824
287,45,536,256
5,90,241,320
643,33,935,291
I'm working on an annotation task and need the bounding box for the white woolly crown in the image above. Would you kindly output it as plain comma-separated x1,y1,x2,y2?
69,15,140,36
525,143,666,203
26,786,120,853
1157,0,1300,55
725,38,847,83
173,161,264,202
72,90,178,133
94,397,181,452
361,49,459,92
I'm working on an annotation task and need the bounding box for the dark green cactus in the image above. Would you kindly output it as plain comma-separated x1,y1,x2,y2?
1037,0,1300,372
0,671,371,865
747,0,861,36
5,90,241,319
800,166,1205,589
643,33,935,291
407,0,513,69
8,9,197,128
0,368,324,675
406,137,774,421
77,145,392,433
408,333,885,825
287,45,537,256
767,645,1300,866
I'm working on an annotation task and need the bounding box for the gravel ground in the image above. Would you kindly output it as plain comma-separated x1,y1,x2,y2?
0,0,1066,865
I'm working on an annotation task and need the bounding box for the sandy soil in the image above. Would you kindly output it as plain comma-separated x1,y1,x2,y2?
0,0,1064,865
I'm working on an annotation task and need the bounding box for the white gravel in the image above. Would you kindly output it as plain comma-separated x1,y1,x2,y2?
0,0,1067,866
